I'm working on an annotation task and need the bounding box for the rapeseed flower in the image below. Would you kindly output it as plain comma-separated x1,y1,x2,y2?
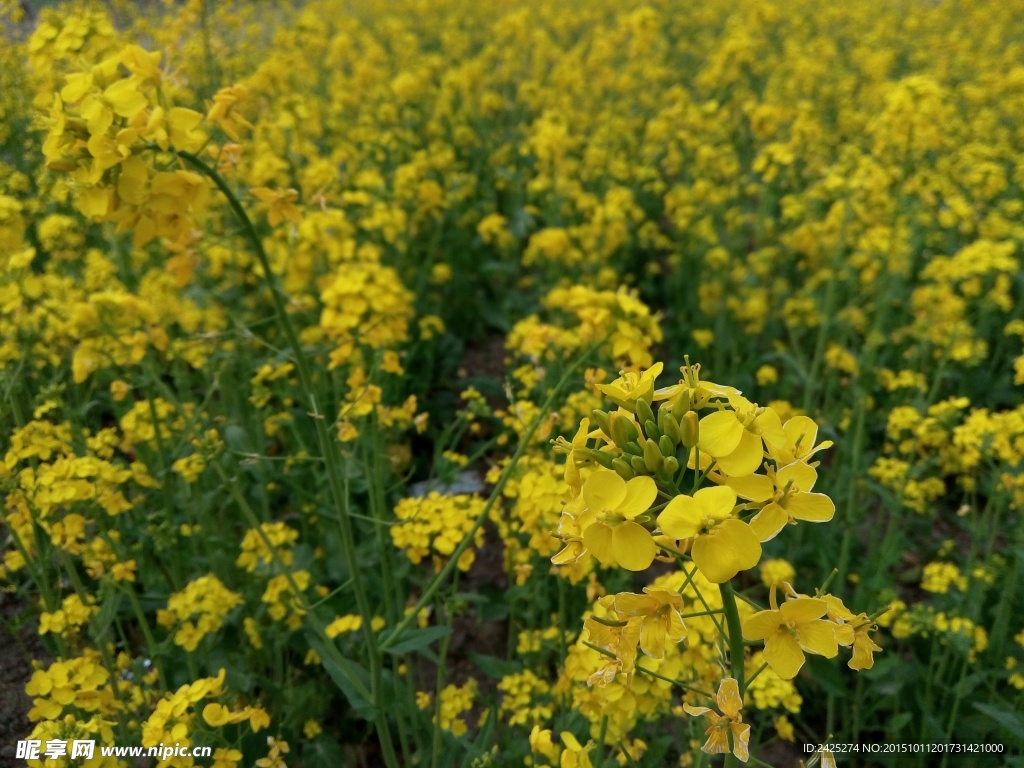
743,591,839,680
657,486,761,583
578,470,658,572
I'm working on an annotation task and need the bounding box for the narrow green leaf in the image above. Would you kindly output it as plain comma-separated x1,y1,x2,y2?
380,625,452,656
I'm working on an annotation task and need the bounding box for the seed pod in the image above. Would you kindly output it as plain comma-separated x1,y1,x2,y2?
643,438,663,472
612,457,635,480
644,419,661,441
681,410,700,450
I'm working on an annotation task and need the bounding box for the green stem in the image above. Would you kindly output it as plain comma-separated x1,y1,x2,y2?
719,581,746,692
179,149,397,766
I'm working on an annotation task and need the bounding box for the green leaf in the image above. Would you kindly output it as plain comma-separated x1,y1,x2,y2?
888,712,914,735
972,703,1024,740
468,652,520,679
304,632,376,720
90,583,124,644
381,625,452,656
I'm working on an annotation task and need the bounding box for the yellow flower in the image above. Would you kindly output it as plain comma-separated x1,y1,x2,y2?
559,732,593,768
609,587,687,659
255,737,289,768
551,499,587,566
302,719,321,738
683,677,750,762
594,362,663,411
584,610,643,685
727,461,835,541
202,702,250,727
251,187,302,227
654,359,739,412
743,592,839,679
552,417,598,498
768,415,833,466
698,396,787,477
207,84,253,141
848,618,883,670
657,486,761,583
578,470,658,571
529,725,558,762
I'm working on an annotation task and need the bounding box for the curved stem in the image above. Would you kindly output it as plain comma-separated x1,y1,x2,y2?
177,149,396,767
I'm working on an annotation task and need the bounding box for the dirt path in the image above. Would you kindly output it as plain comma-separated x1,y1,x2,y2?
0,593,42,767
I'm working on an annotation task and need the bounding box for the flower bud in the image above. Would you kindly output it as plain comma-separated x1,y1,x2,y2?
644,419,661,441
630,455,647,474
643,438,663,472
623,441,643,457
609,412,631,450
591,409,612,437
681,410,700,450
585,449,615,469
663,455,680,474
660,409,681,442
635,398,655,426
659,435,675,458
612,457,635,480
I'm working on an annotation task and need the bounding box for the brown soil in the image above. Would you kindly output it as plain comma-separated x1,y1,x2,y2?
0,591,44,768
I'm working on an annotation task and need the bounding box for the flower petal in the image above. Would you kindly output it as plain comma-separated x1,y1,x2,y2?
682,704,712,717
582,523,615,566
698,410,744,457
612,521,657,572
742,609,782,641
715,677,743,718
753,407,787,448
694,485,737,520
764,631,806,679
639,617,666,659
731,722,751,762
777,461,818,493
714,430,764,477
779,597,828,623
717,518,762,571
619,475,657,518
690,534,734,583
657,495,702,539
785,492,835,523
726,473,774,503
583,470,626,513
750,502,789,542
798,619,839,658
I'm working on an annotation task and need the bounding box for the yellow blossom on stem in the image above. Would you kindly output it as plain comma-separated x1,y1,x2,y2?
608,587,687,659
698,395,787,477
657,486,761,583
743,589,839,679
727,461,835,541
578,470,658,571
559,732,594,768
768,415,834,466
250,187,302,227
594,362,663,411
683,677,751,762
